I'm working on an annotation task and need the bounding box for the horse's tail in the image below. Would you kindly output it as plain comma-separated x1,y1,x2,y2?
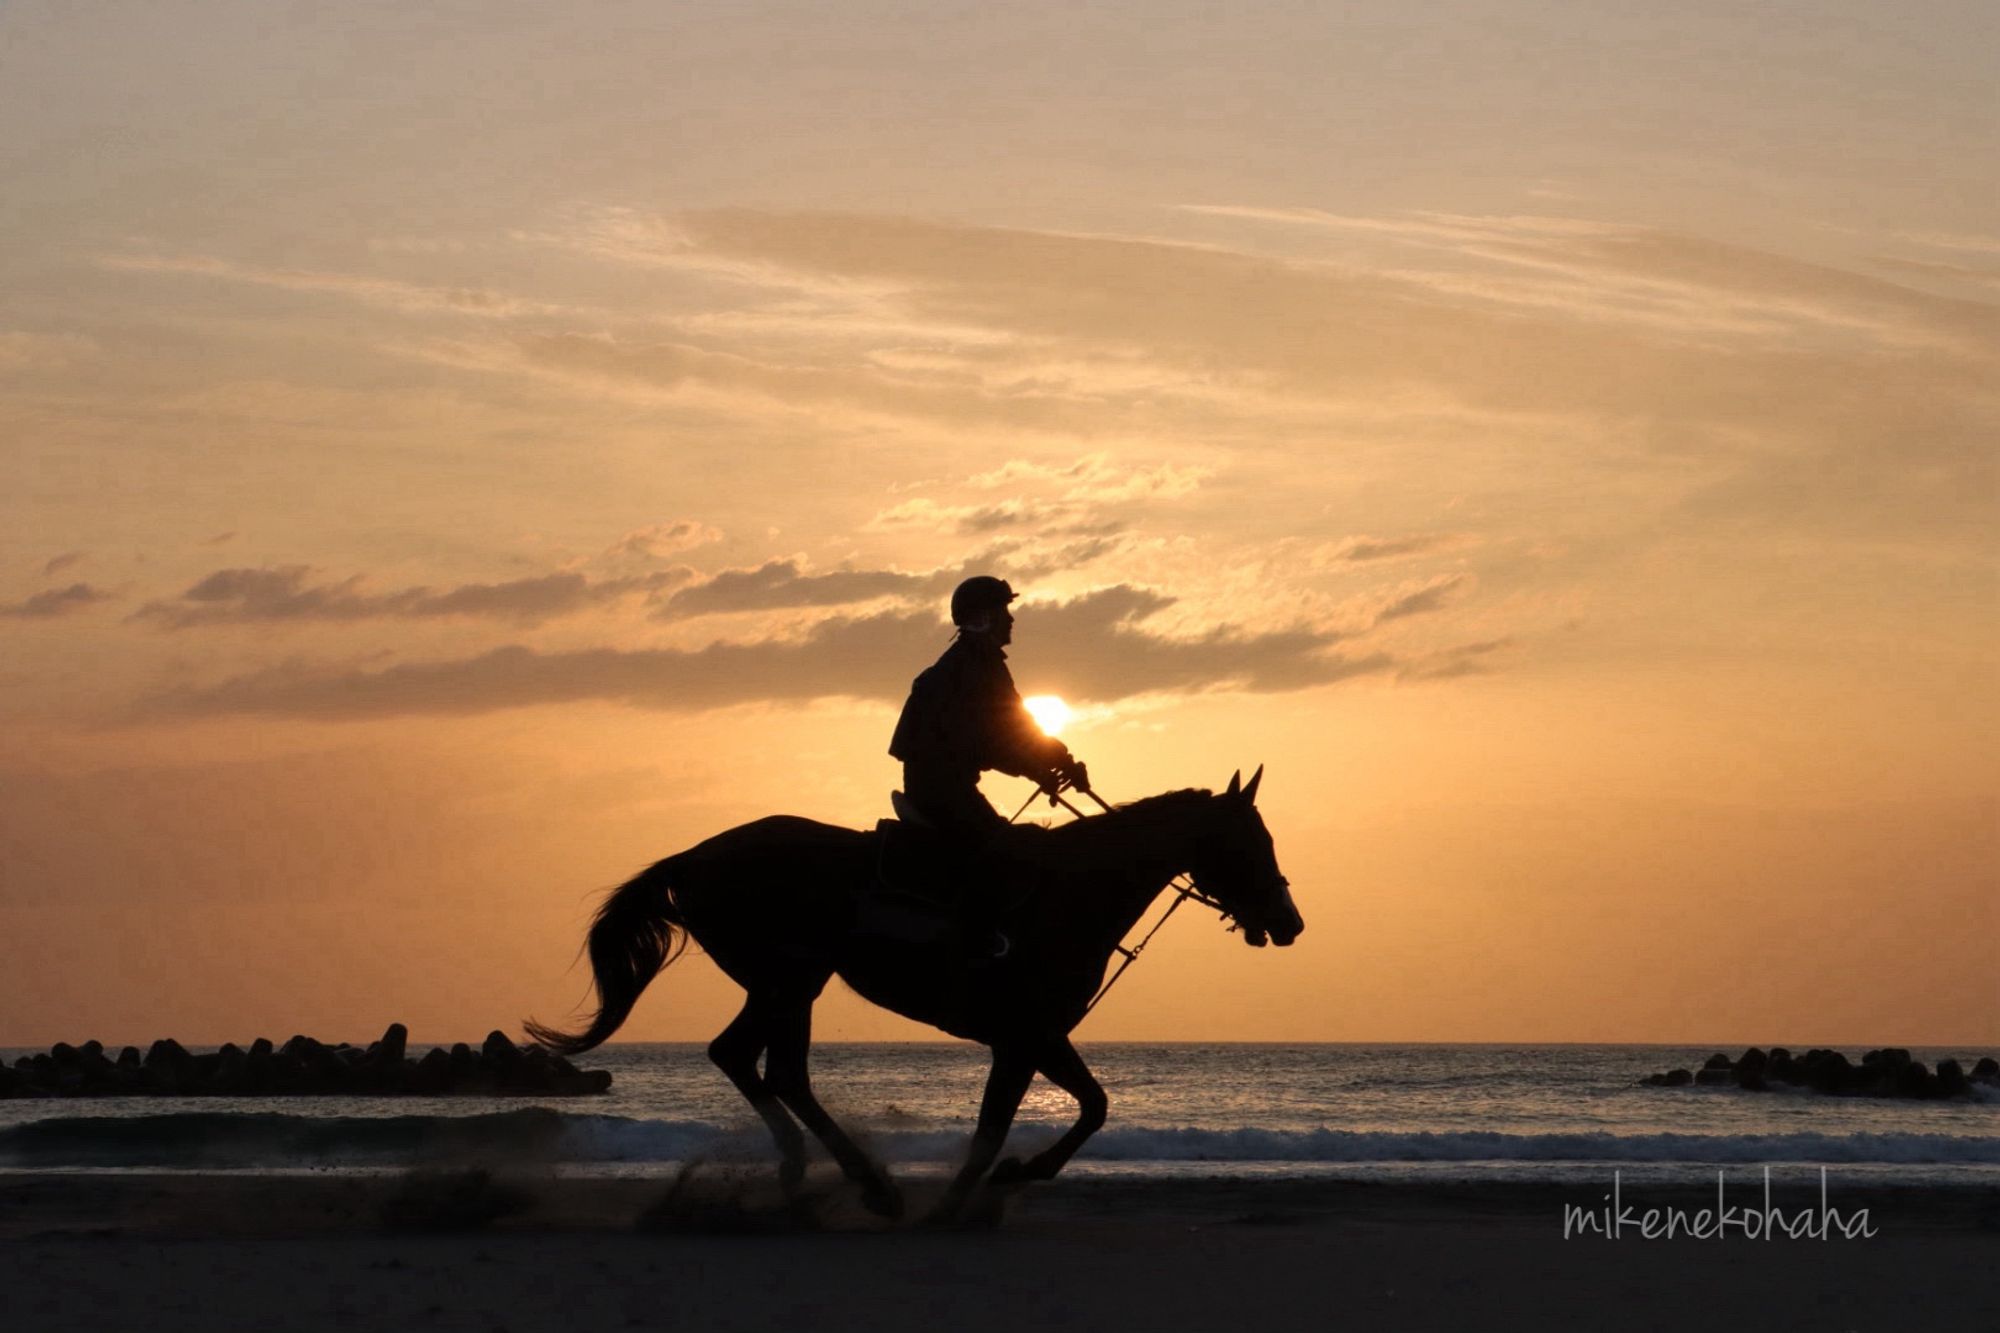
525,856,688,1057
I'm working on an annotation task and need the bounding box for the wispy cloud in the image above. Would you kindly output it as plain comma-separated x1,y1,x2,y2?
1398,637,1514,682
132,566,686,629
602,520,722,561
96,253,579,321
870,456,1208,537
1321,534,1468,563
652,208,1992,554
656,543,1118,620
0,331,98,371
145,585,1398,720
1898,231,2000,257
1,583,114,619
866,498,1051,534
1044,456,1208,503
1182,205,1996,353
656,559,929,619
1177,204,1620,245
1370,575,1470,624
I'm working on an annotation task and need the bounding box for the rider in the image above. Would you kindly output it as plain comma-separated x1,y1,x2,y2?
890,575,1088,835
888,577,1088,954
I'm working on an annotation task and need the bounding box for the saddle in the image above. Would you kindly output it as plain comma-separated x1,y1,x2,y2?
854,793,1045,949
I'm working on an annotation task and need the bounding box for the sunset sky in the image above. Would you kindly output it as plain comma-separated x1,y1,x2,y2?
3,0,1993,1046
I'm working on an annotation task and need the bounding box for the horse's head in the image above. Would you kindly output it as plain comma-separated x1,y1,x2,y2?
1189,766,1304,948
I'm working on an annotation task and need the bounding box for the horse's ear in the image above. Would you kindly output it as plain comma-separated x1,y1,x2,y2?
1243,764,1264,805
1225,769,1241,797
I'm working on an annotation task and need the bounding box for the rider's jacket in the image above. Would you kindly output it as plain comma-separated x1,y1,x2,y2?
889,632,1071,837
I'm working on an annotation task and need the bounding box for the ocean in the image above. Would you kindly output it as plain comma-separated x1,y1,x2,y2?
4,1044,1996,1188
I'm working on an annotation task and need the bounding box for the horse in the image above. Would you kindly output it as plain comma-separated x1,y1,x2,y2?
526,766,1302,1220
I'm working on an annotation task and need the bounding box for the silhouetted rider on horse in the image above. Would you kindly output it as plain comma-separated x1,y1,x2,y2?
887,576,1089,954
531,584,1303,1221
891,576,1088,830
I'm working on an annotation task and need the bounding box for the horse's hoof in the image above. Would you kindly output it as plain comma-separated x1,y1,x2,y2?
988,1157,1030,1186
918,1186,973,1228
923,1187,1008,1230
861,1180,904,1220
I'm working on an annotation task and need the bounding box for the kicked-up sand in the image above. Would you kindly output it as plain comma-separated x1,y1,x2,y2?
0,1168,1993,1331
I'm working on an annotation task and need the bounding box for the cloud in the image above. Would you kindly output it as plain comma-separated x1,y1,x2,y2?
1176,204,1622,245
1324,534,1465,562
1898,231,2000,257
0,331,97,371
969,455,1208,503
1371,575,1469,623
0,583,114,618
374,207,1990,567
603,520,722,560
657,559,929,619
1025,586,1393,699
470,207,1988,567
1180,206,1995,352
669,209,1993,442
657,543,1123,621
145,585,1396,720
132,565,686,629
464,329,1173,439
96,252,578,320
40,552,84,578
1398,638,1514,682
957,502,1046,533
1869,254,2000,295
866,498,1050,534
868,457,1205,538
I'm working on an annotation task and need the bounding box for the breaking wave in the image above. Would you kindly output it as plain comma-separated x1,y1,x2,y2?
3,1111,1997,1170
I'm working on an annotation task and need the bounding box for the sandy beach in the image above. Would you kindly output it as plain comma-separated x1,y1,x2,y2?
2,1170,1992,1332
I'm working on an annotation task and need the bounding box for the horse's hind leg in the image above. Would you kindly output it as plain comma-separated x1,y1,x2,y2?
993,1037,1106,1183
707,999,808,1193
760,993,903,1219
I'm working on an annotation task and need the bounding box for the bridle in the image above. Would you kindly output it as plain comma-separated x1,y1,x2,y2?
1017,784,1276,1017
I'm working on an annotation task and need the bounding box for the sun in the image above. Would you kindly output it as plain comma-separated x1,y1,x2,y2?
1023,695,1072,737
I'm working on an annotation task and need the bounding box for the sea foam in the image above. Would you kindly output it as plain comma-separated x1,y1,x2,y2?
4,1111,1997,1170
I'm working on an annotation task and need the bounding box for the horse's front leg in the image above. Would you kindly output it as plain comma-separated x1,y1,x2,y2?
931,1044,1036,1221
761,992,903,1219
992,1037,1106,1184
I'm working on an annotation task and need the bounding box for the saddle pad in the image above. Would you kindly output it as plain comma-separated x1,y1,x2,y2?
873,819,960,907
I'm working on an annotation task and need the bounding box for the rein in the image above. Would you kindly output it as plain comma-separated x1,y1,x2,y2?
1028,787,1234,1018
1083,871,1228,1017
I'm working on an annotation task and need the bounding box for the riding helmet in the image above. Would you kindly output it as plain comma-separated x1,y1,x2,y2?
950,575,1017,626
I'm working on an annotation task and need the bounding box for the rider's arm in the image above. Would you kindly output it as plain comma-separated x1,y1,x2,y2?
976,658,1073,784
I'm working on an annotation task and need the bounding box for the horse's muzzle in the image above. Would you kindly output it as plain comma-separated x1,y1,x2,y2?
1264,883,1304,947
1242,918,1301,948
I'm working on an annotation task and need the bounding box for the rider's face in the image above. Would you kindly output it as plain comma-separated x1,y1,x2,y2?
995,606,1014,645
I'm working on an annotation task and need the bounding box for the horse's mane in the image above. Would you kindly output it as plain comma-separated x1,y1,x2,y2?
1045,787,1217,855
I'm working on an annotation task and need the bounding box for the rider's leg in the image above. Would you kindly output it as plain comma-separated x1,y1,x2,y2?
902,779,1014,959
760,994,903,1217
